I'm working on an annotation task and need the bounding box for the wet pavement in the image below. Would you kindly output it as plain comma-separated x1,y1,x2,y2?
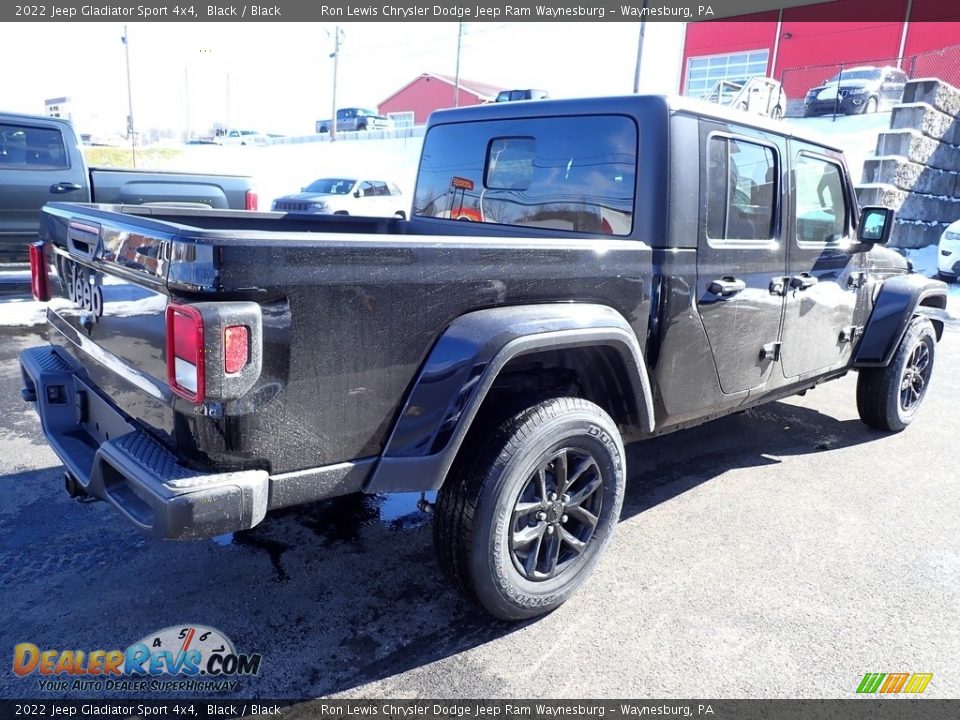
1,317,959,700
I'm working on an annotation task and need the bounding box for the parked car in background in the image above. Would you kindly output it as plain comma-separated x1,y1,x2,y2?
702,76,786,119
271,177,408,217
316,109,394,134
213,129,266,146
803,66,908,117
0,112,256,261
495,89,549,102
938,219,960,282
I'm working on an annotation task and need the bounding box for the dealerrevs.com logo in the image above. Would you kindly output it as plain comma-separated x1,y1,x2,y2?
13,625,262,693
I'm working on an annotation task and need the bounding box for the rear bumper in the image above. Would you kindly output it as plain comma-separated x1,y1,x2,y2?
19,345,269,539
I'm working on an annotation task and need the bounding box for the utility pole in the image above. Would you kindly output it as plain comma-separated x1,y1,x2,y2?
329,26,344,141
184,66,190,142
632,0,650,94
454,22,464,107
226,71,231,133
121,25,136,166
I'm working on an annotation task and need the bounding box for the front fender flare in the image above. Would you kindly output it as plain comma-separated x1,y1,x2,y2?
854,273,948,368
365,304,653,494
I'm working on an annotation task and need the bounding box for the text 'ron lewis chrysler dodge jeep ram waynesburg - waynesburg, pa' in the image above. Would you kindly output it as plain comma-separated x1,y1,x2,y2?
20,95,948,620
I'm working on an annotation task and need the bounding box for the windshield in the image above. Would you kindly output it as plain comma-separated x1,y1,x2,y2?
829,69,882,82
304,178,355,194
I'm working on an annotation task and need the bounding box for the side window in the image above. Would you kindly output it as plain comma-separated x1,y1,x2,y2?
0,123,68,170
371,181,389,196
414,115,636,236
706,136,777,242
795,154,848,245
357,181,374,198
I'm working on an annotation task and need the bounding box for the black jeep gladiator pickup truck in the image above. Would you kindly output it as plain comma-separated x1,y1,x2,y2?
20,95,948,620
0,112,257,261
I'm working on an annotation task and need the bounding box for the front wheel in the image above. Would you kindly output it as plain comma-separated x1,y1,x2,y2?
771,105,783,120
434,397,626,620
857,318,936,432
863,97,878,114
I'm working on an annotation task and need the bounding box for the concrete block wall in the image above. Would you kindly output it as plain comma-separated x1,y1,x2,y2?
856,78,960,249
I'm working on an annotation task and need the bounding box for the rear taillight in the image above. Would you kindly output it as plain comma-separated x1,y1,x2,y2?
166,304,205,402
224,325,249,374
245,190,258,211
29,242,50,302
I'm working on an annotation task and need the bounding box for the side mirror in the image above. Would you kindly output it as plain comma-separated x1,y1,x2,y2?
858,206,894,245
354,190,362,198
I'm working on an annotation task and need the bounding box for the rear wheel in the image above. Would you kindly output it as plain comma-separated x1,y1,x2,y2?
771,105,783,120
857,318,936,432
434,397,625,620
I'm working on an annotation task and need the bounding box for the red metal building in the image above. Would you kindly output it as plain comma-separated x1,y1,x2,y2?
378,73,505,126
681,0,960,103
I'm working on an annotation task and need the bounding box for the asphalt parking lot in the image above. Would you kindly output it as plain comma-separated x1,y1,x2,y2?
1,312,958,701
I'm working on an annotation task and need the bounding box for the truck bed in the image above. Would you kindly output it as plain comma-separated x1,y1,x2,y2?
38,202,652,477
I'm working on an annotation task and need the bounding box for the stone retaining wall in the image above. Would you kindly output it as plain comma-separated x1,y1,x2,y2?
856,78,960,248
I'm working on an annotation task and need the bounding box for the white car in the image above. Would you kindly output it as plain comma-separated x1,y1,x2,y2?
271,178,408,218
939,219,960,282
214,129,266,146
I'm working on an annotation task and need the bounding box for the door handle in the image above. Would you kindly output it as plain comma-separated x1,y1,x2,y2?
708,277,747,297
50,182,82,194
790,273,819,290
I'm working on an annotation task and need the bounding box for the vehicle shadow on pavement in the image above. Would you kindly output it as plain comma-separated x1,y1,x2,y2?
0,399,884,700
620,399,885,523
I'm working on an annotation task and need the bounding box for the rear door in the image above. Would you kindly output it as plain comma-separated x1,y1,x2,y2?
695,123,788,394
0,119,86,260
779,144,860,379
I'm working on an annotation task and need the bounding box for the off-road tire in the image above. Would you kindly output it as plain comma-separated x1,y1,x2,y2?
434,397,626,620
857,318,936,432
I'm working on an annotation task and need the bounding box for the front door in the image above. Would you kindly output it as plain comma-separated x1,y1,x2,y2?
779,145,861,379
695,124,788,395
0,120,85,260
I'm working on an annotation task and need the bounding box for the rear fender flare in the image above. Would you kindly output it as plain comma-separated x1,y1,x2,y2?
365,304,653,494
854,274,948,367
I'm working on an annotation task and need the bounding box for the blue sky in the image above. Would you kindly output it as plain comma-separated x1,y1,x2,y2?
2,22,684,136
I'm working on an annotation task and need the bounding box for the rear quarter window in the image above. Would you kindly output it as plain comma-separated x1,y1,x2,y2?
414,115,637,236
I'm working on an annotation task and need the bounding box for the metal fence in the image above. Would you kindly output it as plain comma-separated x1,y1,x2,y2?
779,43,960,119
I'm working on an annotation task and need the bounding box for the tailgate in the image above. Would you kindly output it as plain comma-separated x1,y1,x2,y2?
43,207,179,446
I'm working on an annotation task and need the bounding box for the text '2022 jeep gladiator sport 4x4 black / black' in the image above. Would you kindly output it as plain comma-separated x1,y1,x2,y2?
21,95,948,620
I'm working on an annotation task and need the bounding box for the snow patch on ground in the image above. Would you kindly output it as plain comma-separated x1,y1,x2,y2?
0,296,48,327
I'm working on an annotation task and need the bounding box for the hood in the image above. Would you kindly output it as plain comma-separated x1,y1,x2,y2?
866,244,909,273
809,78,879,94
276,192,342,202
